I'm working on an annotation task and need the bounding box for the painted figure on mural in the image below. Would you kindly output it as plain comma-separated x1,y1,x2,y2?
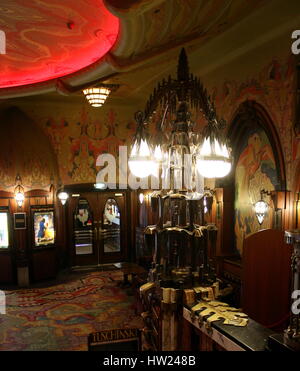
235,129,279,254
37,218,46,241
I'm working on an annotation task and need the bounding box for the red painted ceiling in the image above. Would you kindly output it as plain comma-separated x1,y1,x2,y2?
0,0,119,88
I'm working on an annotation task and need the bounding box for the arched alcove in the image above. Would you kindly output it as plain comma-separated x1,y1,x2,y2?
218,100,287,255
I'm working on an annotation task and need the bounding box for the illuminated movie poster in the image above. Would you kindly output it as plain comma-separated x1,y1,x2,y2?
0,213,9,248
33,210,55,247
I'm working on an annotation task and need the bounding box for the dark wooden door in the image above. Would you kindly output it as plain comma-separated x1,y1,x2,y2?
69,191,127,267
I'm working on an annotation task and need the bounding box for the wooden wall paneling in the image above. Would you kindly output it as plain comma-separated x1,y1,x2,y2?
131,190,138,262
55,199,68,268
295,192,300,229
31,247,56,282
214,187,235,257
242,229,292,330
0,254,13,283
180,318,192,350
293,163,300,229
26,190,57,282
0,194,15,283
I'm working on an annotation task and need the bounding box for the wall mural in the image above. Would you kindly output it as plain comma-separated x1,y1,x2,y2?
234,128,279,254
45,108,136,185
210,54,297,191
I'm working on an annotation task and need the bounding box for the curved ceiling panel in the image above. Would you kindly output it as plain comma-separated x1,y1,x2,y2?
0,0,119,88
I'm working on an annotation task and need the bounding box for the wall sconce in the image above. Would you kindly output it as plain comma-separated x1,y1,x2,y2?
14,175,25,208
57,191,69,206
254,199,269,225
254,189,271,225
254,189,288,227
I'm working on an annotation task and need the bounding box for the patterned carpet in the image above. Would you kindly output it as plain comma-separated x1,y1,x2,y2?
0,270,143,351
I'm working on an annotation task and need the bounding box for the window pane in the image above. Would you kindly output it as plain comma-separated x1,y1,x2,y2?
74,199,93,255
102,198,121,253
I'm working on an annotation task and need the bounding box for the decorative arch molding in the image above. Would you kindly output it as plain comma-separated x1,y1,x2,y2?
227,100,286,191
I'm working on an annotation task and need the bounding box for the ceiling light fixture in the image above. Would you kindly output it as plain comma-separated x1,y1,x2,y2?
83,84,119,108
83,87,111,107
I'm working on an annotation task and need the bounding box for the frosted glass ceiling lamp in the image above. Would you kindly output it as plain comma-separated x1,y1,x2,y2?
128,111,156,178
83,87,111,107
196,121,232,179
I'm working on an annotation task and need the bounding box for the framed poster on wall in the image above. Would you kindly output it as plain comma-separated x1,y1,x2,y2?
31,206,55,247
0,208,10,248
14,212,27,230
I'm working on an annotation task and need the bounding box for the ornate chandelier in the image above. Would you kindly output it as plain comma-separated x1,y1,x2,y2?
128,48,232,186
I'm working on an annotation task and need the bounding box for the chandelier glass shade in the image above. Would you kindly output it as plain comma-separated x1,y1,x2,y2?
83,87,111,107
128,138,156,178
128,112,157,178
196,122,232,178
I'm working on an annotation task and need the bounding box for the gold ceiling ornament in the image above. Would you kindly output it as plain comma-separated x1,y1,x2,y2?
191,300,248,327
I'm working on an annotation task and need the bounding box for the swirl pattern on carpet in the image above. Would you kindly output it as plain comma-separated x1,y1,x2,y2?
0,271,142,351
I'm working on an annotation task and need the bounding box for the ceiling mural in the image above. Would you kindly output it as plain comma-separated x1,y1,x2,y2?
0,0,119,88
113,0,267,59
0,0,268,97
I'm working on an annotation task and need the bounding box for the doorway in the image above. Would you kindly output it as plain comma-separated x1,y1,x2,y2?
68,191,127,267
